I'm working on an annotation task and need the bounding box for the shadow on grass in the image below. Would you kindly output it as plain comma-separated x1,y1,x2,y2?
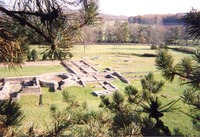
110,47,152,51
111,52,157,57
48,87,55,92
167,47,195,54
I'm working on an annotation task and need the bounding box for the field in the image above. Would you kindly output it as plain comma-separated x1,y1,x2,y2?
0,44,198,136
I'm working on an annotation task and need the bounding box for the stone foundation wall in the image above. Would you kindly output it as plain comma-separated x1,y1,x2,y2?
5,76,36,83
21,86,41,95
0,82,10,100
112,71,130,84
0,76,41,100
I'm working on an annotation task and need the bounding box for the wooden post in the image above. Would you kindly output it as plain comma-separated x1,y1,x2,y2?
39,94,43,106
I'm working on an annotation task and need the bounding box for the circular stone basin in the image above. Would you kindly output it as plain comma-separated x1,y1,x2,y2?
40,73,69,82
39,73,76,89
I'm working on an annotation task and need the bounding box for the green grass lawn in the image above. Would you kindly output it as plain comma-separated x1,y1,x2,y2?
0,65,66,77
18,86,101,129
1,44,199,136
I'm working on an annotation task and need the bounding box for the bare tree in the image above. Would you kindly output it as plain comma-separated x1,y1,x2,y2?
80,26,96,53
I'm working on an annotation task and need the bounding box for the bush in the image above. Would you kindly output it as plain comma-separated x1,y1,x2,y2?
31,49,38,61
68,52,73,58
159,44,167,49
42,53,48,60
27,50,32,61
53,51,59,60
151,45,159,50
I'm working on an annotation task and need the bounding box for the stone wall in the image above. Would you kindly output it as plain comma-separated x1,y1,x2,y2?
39,79,58,92
5,76,36,83
0,76,41,100
0,82,10,100
112,71,130,84
21,86,41,95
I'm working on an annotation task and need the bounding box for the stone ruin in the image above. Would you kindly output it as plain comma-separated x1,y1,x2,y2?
0,76,41,100
61,60,130,96
0,60,130,100
39,72,76,91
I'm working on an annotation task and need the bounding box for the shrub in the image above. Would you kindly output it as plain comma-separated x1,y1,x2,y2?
68,52,73,58
27,50,32,61
42,53,48,60
31,49,38,61
159,44,167,49
53,51,59,60
151,45,159,50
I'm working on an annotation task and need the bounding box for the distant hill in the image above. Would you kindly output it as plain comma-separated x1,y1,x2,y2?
127,13,185,25
100,13,128,21
100,13,185,26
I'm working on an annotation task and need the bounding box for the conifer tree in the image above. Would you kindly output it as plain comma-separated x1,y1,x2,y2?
0,0,100,67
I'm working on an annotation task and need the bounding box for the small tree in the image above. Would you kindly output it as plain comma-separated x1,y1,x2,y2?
0,99,24,136
31,49,38,61
182,9,200,39
100,73,178,136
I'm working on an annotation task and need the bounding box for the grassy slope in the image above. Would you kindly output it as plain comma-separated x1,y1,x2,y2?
1,44,198,136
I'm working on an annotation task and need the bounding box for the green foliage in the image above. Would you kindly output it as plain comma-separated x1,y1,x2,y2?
182,89,200,110
99,95,111,108
125,85,139,103
99,73,179,136
141,72,165,94
128,73,180,135
0,0,100,67
156,48,200,89
0,37,25,68
193,46,200,63
112,91,124,107
175,57,194,77
42,52,48,60
138,74,180,136
0,16,30,68
182,9,200,39
100,91,140,136
62,90,79,107
47,104,72,136
0,44,199,136
27,50,32,61
156,46,200,135
155,49,175,81
0,99,24,127
140,117,162,136
31,49,38,61
76,110,112,137
193,112,200,131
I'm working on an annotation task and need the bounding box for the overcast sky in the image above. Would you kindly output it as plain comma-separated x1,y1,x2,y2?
99,0,200,16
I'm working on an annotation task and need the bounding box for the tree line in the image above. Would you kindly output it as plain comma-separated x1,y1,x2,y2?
80,15,199,46
128,13,184,25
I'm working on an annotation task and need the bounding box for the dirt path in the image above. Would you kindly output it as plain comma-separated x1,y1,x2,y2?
0,61,62,67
